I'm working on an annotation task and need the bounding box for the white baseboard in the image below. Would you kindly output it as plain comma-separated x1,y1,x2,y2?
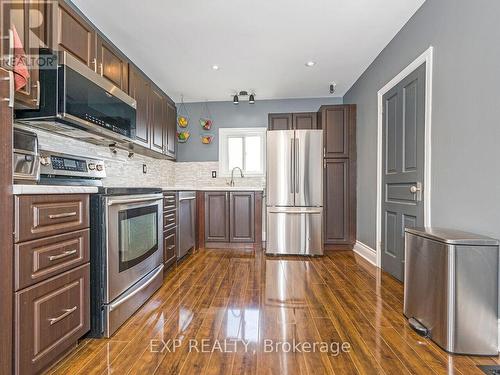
353,241,377,266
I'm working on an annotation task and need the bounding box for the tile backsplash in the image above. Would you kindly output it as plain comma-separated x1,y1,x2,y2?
23,126,265,189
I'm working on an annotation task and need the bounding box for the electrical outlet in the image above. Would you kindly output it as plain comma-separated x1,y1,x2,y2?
142,164,147,174
211,171,217,178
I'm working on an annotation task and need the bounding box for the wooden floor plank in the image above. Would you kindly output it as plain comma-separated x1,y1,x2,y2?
47,249,499,375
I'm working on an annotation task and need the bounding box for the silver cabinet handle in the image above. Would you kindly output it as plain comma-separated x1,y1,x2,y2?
48,249,77,261
99,62,103,76
49,306,77,325
109,264,164,311
48,212,77,219
32,80,40,107
90,58,97,72
1,70,14,108
179,197,195,201
7,29,13,68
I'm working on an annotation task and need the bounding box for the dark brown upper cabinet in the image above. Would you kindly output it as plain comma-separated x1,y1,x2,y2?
149,86,164,153
96,35,128,92
268,113,293,130
230,192,255,243
204,192,230,242
268,112,318,130
9,0,44,109
293,112,317,129
165,100,176,158
51,0,96,69
129,67,150,148
320,105,356,158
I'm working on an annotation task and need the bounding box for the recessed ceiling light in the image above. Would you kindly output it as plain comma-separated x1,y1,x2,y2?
305,61,316,67
212,65,219,70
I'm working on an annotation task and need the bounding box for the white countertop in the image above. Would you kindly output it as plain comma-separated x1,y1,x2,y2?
162,186,265,192
13,184,99,195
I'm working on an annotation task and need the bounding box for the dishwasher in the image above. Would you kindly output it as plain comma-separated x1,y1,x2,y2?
178,191,196,259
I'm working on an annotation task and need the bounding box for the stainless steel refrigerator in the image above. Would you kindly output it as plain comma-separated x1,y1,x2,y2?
266,129,323,255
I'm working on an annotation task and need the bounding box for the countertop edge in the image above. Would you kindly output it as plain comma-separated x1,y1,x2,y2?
13,185,99,195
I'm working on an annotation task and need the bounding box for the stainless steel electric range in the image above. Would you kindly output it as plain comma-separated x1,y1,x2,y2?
90,187,164,338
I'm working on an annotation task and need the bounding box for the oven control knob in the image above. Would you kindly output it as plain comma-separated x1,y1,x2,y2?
40,156,51,166
96,164,103,172
88,163,96,170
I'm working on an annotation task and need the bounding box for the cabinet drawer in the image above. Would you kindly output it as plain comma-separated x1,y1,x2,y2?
15,264,90,375
164,227,177,267
15,229,89,291
163,194,177,210
15,194,89,242
164,211,177,230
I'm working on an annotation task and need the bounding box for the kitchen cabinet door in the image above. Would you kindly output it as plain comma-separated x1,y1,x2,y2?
163,227,176,269
324,159,353,245
150,86,164,154
268,113,292,130
165,100,176,158
230,192,255,243
129,67,150,147
96,34,128,92
9,0,43,109
293,112,317,129
322,105,355,158
204,192,230,242
51,0,96,69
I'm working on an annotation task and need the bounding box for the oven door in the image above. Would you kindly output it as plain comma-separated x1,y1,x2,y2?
105,194,163,303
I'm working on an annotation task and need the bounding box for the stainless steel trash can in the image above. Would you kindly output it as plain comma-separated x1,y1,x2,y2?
404,227,499,355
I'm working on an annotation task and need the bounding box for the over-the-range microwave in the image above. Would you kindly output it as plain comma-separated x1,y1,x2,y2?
15,50,137,145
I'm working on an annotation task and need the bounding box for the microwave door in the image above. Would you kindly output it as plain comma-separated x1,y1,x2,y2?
294,130,323,207
266,130,295,207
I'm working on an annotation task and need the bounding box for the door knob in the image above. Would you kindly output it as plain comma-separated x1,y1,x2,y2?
410,185,420,193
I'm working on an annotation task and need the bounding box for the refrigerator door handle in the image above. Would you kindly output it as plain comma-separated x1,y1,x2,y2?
295,137,300,194
290,138,295,194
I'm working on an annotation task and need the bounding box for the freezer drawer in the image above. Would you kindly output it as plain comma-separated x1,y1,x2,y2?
404,228,499,355
266,208,323,255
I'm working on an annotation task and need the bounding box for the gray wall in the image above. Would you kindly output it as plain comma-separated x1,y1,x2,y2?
344,0,500,249
176,97,342,162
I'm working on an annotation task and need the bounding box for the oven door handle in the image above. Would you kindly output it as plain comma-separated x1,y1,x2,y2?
107,193,163,206
109,264,164,312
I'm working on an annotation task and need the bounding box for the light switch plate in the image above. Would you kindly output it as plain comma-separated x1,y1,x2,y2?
211,171,217,178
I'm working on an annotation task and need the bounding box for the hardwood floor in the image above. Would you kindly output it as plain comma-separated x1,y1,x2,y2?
46,249,499,374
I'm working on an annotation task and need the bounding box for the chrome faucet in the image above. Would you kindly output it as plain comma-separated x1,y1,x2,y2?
230,167,244,186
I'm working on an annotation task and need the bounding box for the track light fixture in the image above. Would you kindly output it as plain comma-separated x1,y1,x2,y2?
232,91,256,104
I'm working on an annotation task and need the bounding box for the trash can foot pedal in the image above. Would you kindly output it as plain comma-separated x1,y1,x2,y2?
408,318,429,338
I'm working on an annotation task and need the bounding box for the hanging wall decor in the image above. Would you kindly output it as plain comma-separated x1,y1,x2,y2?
177,131,190,143
199,100,213,131
200,135,214,144
177,95,190,128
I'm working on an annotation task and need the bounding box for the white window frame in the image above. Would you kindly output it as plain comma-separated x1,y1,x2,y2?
219,127,267,177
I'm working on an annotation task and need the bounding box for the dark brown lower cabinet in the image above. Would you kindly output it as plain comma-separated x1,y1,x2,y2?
230,192,255,242
201,191,260,248
15,264,90,375
324,159,355,246
164,227,177,269
204,191,230,242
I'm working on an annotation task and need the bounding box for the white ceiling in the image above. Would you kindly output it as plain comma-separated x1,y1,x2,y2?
72,0,425,102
